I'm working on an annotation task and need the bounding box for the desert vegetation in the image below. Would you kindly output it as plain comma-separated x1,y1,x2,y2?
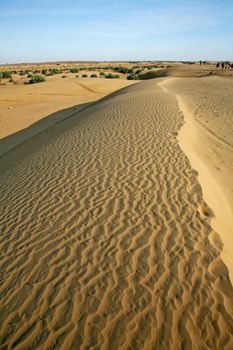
105,73,120,79
112,66,133,74
1,61,230,89
0,71,12,79
70,68,79,73
27,75,46,84
127,73,142,80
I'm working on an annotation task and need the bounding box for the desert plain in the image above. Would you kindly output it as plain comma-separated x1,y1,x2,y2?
0,61,233,349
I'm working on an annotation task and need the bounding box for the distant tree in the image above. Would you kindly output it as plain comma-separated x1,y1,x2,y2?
90,74,98,78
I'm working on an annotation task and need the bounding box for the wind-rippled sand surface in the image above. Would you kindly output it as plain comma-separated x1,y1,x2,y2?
0,80,233,349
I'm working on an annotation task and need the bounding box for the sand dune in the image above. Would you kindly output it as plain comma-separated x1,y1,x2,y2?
0,76,137,156
0,75,136,140
160,77,233,285
0,79,233,349
141,64,233,79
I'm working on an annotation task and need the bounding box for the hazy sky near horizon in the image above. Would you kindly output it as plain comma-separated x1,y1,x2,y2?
1,0,233,63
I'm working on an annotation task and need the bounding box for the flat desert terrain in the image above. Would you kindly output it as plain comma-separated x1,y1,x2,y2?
0,62,233,349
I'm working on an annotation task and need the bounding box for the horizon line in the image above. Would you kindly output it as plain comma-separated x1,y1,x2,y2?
1,58,232,66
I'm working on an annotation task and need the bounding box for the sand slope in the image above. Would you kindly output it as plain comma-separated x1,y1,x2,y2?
141,64,233,79
0,80,233,349
160,77,233,284
0,76,137,156
0,76,136,139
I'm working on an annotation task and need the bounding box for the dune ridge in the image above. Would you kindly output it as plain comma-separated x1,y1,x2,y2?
160,77,233,285
0,80,233,349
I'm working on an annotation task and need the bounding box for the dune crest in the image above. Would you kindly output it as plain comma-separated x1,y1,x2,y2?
160,77,233,286
0,80,233,349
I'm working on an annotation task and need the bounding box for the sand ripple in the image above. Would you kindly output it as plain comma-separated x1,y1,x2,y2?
0,80,233,349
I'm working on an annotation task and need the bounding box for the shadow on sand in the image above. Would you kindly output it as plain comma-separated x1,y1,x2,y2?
0,83,139,173
0,102,94,158
0,101,98,174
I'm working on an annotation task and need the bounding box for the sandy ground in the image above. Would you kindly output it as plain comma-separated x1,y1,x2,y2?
0,74,136,154
160,77,233,285
0,78,233,349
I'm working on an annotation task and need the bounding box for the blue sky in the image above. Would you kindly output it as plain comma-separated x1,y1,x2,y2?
1,0,233,63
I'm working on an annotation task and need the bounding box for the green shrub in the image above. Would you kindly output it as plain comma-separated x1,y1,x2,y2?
75,75,79,78
62,75,67,78
113,66,133,74
49,68,61,74
70,68,79,73
105,73,120,79
99,71,105,76
90,74,97,78
42,69,47,75
28,75,46,84
82,74,88,77
27,73,33,78
1,71,12,79
127,73,141,80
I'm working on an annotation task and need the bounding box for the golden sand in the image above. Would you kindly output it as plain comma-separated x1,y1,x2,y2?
0,77,233,349
0,74,136,155
160,77,233,285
